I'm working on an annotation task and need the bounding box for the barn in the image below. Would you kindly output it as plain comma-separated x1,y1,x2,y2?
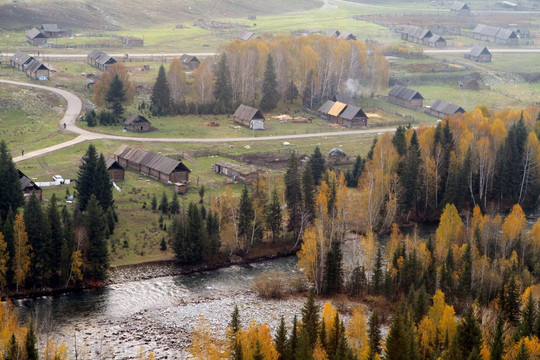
40,24,70,37
105,158,125,181
26,28,47,46
18,169,42,201
214,161,262,184
318,101,368,127
450,2,470,15
114,145,191,184
426,99,465,119
124,114,152,132
400,26,433,44
122,36,144,47
388,85,424,109
337,32,357,41
238,31,259,41
234,104,265,129
465,45,492,62
87,50,117,71
179,54,201,70
10,53,50,80
427,35,446,48
495,28,519,45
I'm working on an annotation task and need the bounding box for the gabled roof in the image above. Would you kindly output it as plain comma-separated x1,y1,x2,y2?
41,24,60,32
328,101,347,117
95,53,116,66
318,100,335,115
450,1,469,11
234,104,265,121
105,157,124,170
401,25,432,39
88,50,106,60
25,59,49,73
18,169,40,191
11,52,34,66
124,114,151,126
430,99,465,115
327,29,340,37
114,145,190,175
473,24,500,37
238,31,257,41
469,45,491,57
496,28,517,40
428,35,446,44
388,85,424,101
179,54,200,64
27,28,46,39
337,32,356,40
340,105,367,120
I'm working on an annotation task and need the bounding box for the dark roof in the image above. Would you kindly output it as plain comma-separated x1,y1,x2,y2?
95,53,116,66
18,169,40,191
340,105,367,120
401,25,432,39
105,157,124,170
327,29,340,37
114,145,190,175
318,100,336,114
473,24,500,37
11,52,34,66
234,104,265,122
25,59,49,73
41,24,60,32
88,50,106,60
124,114,151,126
428,35,446,44
469,45,491,57
450,2,469,10
179,54,200,64
430,99,465,115
329,148,346,156
334,94,354,105
337,32,356,40
27,28,46,39
496,28,517,40
388,85,424,101
238,31,257,41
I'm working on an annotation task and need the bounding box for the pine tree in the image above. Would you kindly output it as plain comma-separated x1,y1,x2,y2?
284,81,299,104
24,191,51,286
47,194,64,286
518,291,536,338
384,302,419,360
6,334,18,360
230,304,241,334
199,185,205,204
371,246,383,295
308,147,325,185
205,210,221,259
392,125,407,156
328,312,341,357
0,141,24,220
25,321,38,360
284,152,302,237
503,275,521,326
172,202,204,264
238,185,254,249
76,145,113,213
367,136,378,160
288,315,298,357
95,154,114,211
151,64,171,115
490,315,505,360
324,239,343,295
275,316,288,360
213,54,232,111
295,328,314,360
413,285,428,324
105,73,126,121
368,309,382,357
252,339,265,360
301,291,319,348
260,54,280,112
85,195,109,281
400,130,421,212
456,306,482,358
151,194,157,211
302,166,315,224
170,192,180,215
159,192,169,214
265,188,282,243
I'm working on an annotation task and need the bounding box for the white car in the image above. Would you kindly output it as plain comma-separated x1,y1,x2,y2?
52,175,64,184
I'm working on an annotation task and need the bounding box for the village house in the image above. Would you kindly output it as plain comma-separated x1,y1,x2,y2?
18,169,42,201
327,29,340,37
388,85,424,109
237,31,259,41
179,54,201,70
508,25,530,38
87,50,117,71
400,26,433,44
234,104,265,129
337,32,357,41
124,114,152,132
318,100,368,128
10,52,50,80
426,99,465,118
450,2,470,15
114,145,191,185
465,45,492,62
122,36,144,47
40,24,70,38
495,28,519,45
105,158,125,181
427,35,447,48
26,28,48,46
214,161,263,184
473,24,519,45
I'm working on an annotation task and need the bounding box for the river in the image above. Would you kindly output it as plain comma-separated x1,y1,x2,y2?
15,257,303,359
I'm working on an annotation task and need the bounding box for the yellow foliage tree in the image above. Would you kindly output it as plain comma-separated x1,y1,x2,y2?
43,338,68,360
189,315,229,359
346,307,369,360
92,63,135,107
435,204,463,263
297,225,322,293
70,250,84,283
193,61,214,104
501,204,526,259
417,316,437,360
0,232,8,290
13,214,31,293
167,57,188,103
238,322,278,360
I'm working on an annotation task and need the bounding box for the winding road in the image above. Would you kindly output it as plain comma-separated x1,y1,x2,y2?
1,79,395,163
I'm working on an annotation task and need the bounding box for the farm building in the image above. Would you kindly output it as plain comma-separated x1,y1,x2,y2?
473,24,519,45
124,114,152,132
426,99,465,118
337,32,357,41
318,101,368,128
214,161,262,184
234,104,265,129
400,26,433,44
327,29,340,37
18,170,42,201
114,145,191,184
465,45,492,62
388,85,424,109
237,31,259,41
122,36,144,47
179,54,201,70
508,25,530,38
26,28,47,45
40,24,70,37
105,158,125,181
175,182,187,194
497,1,518,10
10,52,50,80
427,35,447,48
450,2,470,15
87,50,117,71
495,28,519,45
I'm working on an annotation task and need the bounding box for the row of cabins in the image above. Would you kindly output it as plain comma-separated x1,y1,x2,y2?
318,100,368,127
10,52,51,80
399,26,446,48
113,145,191,186
388,85,465,119
87,50,117,71
472,24,519,45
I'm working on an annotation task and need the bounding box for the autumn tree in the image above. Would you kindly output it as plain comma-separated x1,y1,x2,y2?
92,63,135,108
12,214,31,292
167,58,188,103
193,61,214,104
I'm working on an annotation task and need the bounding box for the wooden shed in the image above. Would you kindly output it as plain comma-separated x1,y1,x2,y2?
400,26,433,44
450,2,470,15
214,161,262,184
495,28,518,45
124,114,152,132
26,28,47,46
318,100,367,127
237,31,259,41
234,104,265,129
122,36,144,47
18,169,42,201
179,54,201,70
388,85,424,109
87,50,117,71
465,45,491,62
40,24,70,37
426,99,465,119
10,52,50,80
105,158,125,181
114,145,191,184
427,35,446,48
337,32,356,41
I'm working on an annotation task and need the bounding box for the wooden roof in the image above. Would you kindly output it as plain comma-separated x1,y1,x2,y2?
18,169,40,191
105,157,124,170
401,25,432,39
473,24,500,37
318,100,336,114
234,104,265,122
238,31,257,41
179,54,200,64
428,35,446,44
337,32,356,40
340,105,367,120
124,114,151,125
469,45,491,57
388,85,424,101
114,145,190,175
11,52,33,66
450,1,469,10
41,24,61,32
25,59,49,73
27,28,46,39
215,160,259,175
496,28,517,40
328,101,347,116
430,99,465,115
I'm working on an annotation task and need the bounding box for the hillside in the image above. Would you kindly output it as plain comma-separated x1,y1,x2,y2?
0,0,321,31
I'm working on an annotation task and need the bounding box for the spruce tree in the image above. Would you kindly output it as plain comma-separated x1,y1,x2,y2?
367,136,378,160
384,302,419,360
367,309,382,357
400,130,421,212
328,312,341,357
265,188,282,243
371,246,383,295
3,207,15,285
490,315,505,360
47,194,64,286
260,54,280,112
252,340,265,360
301,291,319,348
459,243,473,299
213,54,233,111
392,125,407,156
275,316,288,360
284,152,302,237
413,285,428,324
205,210,221,259
515,341,529,360
284,81,299,104
308,146,325,185
85,195,109,281
324,239,343,295
456,306,482,358
302,166,315,224
518,291,536,338
151,64,171,115
76,145,113,213
151,194,157,211
295,329,314,360
159,192,169,214
25,321,38,360
6,334,18,360
170,192,180,215
172,202,204,264
95,154,114,211
230,304,241,334
288,315,298,357
238,185,254,249
105,73,126,121
503,275,521,326
24,191,51,286
0,141,24,220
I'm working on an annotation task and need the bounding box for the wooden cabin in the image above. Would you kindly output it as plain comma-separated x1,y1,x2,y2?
337,32,356,41
465,45,492,62
318,101,368,128
233,104,265,129
426,99,465,119
237,31,259,41
26,28,47,45
114,145,190,184
10,52,50,80
105,158,125,181
388,85,424,109
179,54,201,70
87,50,117,71
40,24,70,37
18,170,42,201
124,114,152,132
214,161,262,184
122,36,144,47
427,35,446,48
450,2,470,15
